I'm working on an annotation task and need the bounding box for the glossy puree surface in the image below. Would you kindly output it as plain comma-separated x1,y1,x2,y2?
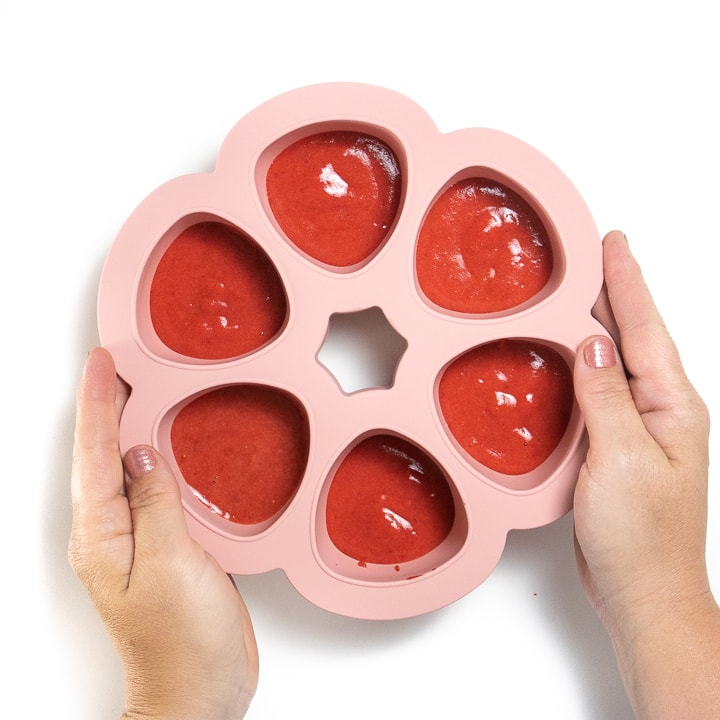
326,434,455,565
171,385,309,524
266,131,402,267
150,221,286,359
439,339,573,475
416,178,553,313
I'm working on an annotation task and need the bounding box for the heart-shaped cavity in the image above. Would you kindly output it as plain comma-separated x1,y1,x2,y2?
149,220,287,360
416,177,553,313
265,130,402,268
325,433,456,565
439,339,574,476
170,384,310,527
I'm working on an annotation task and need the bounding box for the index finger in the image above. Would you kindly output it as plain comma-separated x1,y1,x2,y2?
69,348,131,555
602,231,706,457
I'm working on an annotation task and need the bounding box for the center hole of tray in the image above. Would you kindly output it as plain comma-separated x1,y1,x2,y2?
317,307,408,394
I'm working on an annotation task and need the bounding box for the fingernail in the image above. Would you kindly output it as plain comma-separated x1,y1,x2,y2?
124,446,157,478
583,336,616,368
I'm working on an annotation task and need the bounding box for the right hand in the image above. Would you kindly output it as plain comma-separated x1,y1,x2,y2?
572,231,718,718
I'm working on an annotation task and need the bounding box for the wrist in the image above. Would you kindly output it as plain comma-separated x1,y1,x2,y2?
597,551,710,639
606,587,720,719
120,685,254,720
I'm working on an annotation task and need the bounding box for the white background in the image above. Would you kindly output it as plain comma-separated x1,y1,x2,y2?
2,1,717,717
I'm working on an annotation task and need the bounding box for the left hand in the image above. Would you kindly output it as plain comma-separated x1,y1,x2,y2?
69,347,259,720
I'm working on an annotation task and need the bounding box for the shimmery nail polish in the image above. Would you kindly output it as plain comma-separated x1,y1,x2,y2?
124,446,157,478
583,336,616,369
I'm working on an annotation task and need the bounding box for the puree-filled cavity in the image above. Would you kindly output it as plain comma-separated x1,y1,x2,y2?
150,221,286,360
439,339,573,476
266,130,402,267
326,434,455,565
171,385,309,525
416,178,553,313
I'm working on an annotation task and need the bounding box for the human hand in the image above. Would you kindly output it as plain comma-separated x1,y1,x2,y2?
68,347,258,720
572,230,718,717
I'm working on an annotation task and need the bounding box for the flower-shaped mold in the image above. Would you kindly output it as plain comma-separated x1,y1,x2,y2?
98,83,605,620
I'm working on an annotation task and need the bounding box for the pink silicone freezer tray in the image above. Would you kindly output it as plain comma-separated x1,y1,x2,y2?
97,83,604,619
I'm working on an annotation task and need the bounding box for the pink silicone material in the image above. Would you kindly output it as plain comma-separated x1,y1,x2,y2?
97,83,604,619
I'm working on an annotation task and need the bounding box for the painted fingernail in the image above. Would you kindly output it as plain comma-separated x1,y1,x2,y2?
124,446,157,478
583,336,616,369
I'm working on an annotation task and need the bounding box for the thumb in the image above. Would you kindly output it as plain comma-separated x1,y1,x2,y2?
123,445,191,559
574,335,646,456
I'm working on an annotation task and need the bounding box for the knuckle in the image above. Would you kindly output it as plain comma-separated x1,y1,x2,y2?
67,537,93,585
127,476,175,512
585,372,632,408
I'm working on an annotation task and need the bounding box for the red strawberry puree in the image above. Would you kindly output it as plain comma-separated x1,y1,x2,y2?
150,221,286,359
439,339,573,475
326,435,455,565
266,131,401,267
416,178,553,313
171,385,309,525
